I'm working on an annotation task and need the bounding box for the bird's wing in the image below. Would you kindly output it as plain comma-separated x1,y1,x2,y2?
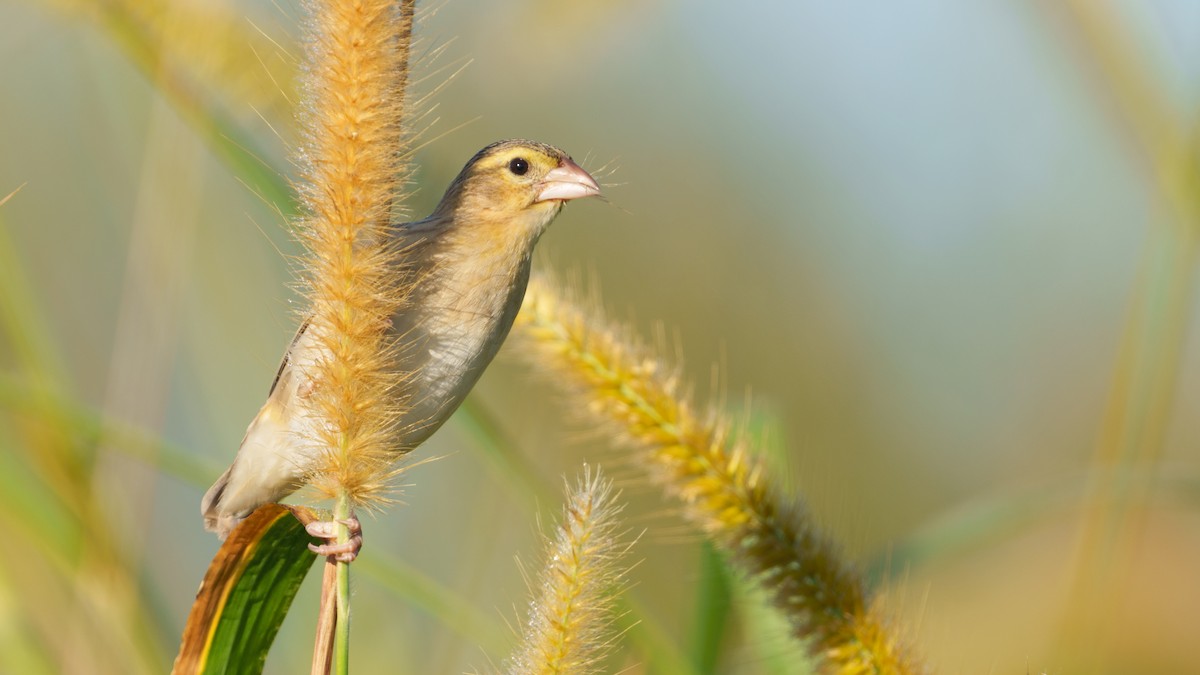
268,318,310,396
202,319,316,536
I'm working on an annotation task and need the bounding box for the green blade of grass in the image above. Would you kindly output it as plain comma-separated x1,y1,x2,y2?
173,504,319,675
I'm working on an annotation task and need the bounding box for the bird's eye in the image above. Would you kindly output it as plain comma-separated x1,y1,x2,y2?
508,157,529,176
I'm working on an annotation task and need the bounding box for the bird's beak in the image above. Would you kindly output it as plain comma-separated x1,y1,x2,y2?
536,158,601,203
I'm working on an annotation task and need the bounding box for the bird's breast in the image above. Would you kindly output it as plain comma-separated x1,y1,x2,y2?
391,248,532,446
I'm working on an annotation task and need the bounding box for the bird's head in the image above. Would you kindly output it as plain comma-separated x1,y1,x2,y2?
433,139,601,237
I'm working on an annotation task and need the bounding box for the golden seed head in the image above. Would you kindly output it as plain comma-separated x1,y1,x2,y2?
295,0,415,510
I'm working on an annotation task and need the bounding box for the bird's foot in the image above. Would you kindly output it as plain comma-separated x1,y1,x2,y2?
306,517,362,563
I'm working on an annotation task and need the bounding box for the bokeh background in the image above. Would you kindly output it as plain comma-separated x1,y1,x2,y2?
2,0,1199,672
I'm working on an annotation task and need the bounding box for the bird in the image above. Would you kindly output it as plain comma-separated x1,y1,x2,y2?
201,139,601,560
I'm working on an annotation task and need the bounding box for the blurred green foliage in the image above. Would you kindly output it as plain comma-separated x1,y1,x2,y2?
1,0,1198,672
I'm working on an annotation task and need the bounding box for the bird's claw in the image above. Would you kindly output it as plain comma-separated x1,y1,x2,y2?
306,517,363,563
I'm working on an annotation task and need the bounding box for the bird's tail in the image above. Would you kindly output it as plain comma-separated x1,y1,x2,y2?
200,467,235,539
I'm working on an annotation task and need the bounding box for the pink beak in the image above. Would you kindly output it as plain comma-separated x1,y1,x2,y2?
536,158,601,203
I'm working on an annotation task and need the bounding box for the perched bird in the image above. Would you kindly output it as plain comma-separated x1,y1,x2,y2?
201,140,600,558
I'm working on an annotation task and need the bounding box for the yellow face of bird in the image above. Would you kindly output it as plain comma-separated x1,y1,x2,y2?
439,139,601,234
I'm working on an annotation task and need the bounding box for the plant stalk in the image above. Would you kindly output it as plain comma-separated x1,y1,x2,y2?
333,493,352,675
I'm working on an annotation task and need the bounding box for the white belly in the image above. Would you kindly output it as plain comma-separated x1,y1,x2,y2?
392,262,529,446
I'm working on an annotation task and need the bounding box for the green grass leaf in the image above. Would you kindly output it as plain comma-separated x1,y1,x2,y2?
173,504,319,675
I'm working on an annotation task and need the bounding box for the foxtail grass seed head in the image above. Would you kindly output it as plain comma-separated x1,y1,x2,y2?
295,0,415,510
199,0,419,539
515,275,924,674
507,466,630,675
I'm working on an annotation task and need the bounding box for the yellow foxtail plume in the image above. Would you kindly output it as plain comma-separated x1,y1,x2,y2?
295,0,415,509
507,466,630,675
515,274,924,675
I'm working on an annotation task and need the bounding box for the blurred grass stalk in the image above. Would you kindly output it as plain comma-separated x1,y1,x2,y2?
0,13,288,670
71,0,296,208
0,229,169,674
1050,0,1200,668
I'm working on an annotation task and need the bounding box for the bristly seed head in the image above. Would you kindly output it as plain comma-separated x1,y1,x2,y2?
506,466,631,675
295,0,417,511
